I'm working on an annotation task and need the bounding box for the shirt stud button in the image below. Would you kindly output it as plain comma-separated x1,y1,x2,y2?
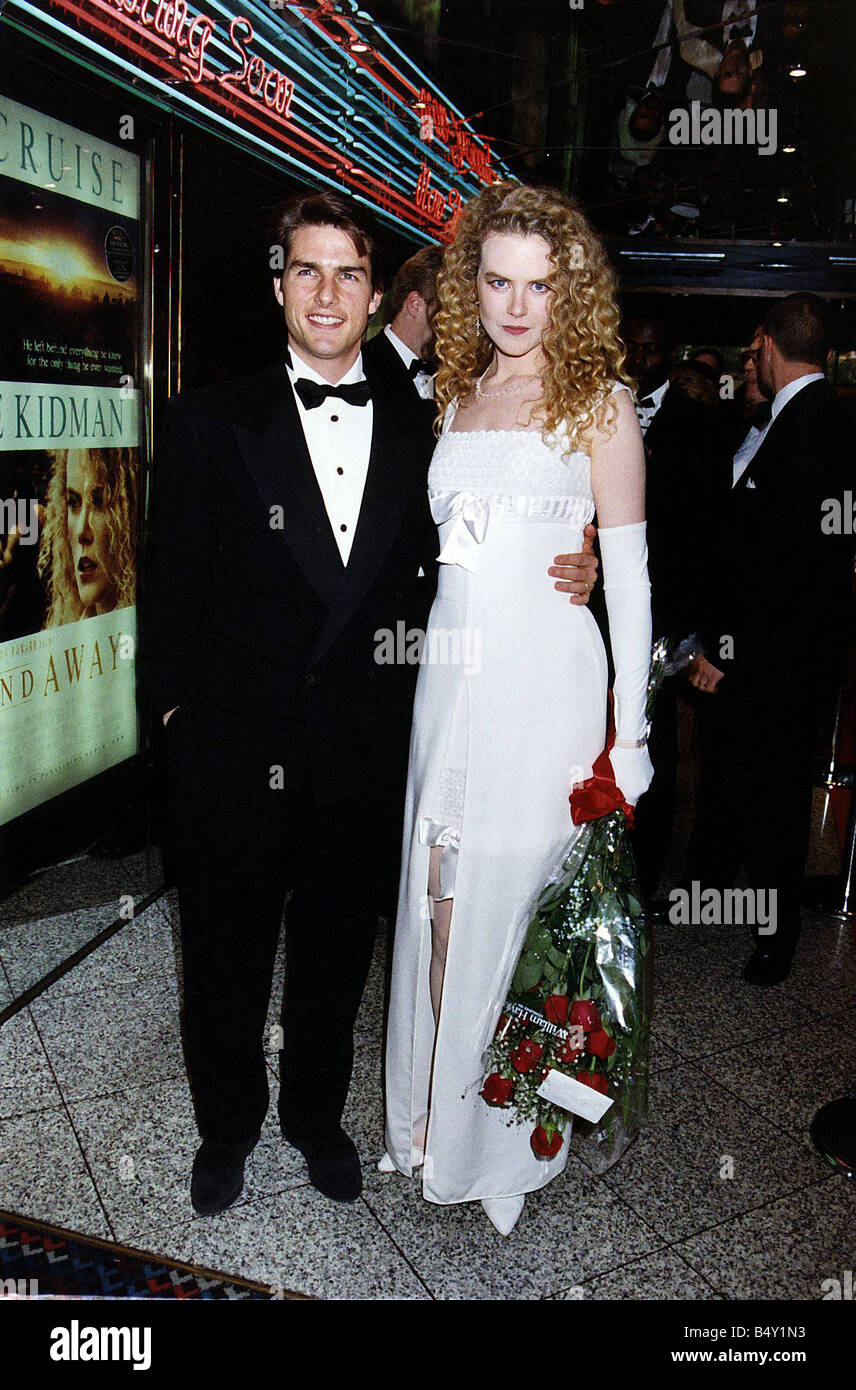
330,414,339,422
340,523,347,532
337,467,344,475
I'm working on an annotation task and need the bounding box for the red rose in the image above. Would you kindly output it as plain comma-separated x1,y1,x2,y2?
570,1000,602,1034
576,1070,609,1095
510,1039,543,1074
481,1073,516,1107
586,1029,616,1059
554,1038,582,1066
531,1125,564,1159
544,994,569,1025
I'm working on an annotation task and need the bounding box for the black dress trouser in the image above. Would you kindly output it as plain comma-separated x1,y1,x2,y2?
689,668,822,952
165,695,400,1145
631,682,679,900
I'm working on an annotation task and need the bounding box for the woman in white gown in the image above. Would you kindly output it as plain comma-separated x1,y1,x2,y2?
382,183,653,1235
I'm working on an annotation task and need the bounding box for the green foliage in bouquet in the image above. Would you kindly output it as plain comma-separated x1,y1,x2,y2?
482,813,652,1167
480,638,688,1169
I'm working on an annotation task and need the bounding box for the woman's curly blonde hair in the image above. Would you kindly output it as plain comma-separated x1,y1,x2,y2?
434,182,629,449
38,447,138,627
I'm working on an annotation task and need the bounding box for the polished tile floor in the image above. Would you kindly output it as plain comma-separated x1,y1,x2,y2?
1,878,854,1300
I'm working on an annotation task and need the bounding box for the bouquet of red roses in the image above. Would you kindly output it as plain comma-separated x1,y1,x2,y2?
480,639,686,1173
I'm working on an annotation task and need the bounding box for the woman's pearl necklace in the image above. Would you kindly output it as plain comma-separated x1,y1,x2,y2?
475,367,540,401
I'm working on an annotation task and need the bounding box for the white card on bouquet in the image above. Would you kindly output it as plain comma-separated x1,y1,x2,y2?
536,1069,614,1123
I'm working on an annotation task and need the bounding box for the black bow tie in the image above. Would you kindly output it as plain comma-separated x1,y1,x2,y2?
408,357,434,379
638,396,656,410
292,377,372,410
728,23,753,41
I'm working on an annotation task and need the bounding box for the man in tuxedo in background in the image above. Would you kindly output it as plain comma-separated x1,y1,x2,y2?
729,329,771,457
144,190,599,1215
689,293,853,985
624,314,730,899
363,244,443,404
624,314,673,438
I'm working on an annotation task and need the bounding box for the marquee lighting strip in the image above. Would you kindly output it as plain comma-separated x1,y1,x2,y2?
9,2,430,237
163,0,500,195
198,1,435,184
7,0,510,239
288,1,497,180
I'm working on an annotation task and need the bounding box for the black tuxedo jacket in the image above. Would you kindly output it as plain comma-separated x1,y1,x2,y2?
643,384,731,639
362,329,435,417
706,379,853,704
142,357,437,803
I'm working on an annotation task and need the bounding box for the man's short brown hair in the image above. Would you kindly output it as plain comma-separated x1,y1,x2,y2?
387,244,444,321
762,293,835,368
268,190,386,291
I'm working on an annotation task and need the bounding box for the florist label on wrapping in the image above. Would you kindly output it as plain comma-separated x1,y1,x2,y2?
506,1001,584,1043
537,1068,614,1123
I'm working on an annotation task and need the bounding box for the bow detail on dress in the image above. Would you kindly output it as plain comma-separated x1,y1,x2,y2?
432,493,491,573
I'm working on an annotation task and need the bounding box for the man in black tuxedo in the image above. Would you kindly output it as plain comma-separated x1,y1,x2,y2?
144,191,599,1214
363,243,442,405
689,293,853,985
623,315,730,898
624,315,673,438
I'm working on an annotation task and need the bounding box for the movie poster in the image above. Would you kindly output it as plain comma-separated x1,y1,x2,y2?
0,98,142,826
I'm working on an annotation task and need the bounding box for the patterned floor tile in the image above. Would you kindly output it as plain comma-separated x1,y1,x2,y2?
362,1157,663,1300
135,1186,430,1300
679,1179,856,1300
0,1008,64,1118
600,1061,829,1243
0,1107,110,1236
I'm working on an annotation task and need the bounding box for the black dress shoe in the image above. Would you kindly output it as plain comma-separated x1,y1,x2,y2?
280,1121,362,1203
191,1133,260,1216
743,945,795,987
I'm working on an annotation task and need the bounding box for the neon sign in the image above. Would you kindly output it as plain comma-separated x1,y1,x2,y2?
100,3,295,114
7,0,511,241
415,88,494,183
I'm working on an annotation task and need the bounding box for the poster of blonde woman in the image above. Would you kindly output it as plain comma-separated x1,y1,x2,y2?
0,98,142,826
38,447,138,627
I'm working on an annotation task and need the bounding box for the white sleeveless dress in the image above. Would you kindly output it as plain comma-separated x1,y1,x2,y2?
384,392,625,1204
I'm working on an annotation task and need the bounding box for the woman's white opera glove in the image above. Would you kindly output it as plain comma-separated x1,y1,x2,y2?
598,520,654,807
609,745,654,808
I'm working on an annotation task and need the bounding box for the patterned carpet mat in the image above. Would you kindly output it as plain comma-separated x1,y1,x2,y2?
0,1211,309,1300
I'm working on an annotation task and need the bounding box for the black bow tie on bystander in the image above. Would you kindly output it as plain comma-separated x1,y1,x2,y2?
408,357,434,379
293,378,372,410
637,396,656,410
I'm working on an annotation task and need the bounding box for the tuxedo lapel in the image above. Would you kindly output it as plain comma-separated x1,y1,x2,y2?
736,380,826,491
366,330,419,399
232,367,345,612
379,332,418,396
